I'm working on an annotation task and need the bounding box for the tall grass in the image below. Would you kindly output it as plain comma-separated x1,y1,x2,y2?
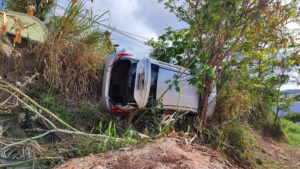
34,1,114,99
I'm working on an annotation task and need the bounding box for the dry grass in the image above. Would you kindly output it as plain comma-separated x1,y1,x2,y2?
33,1,114,99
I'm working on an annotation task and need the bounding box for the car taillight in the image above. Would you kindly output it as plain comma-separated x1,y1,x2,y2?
111,106,125,113
117,52,133,58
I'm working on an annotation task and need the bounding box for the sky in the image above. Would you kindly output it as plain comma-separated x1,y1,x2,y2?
58,0,188,56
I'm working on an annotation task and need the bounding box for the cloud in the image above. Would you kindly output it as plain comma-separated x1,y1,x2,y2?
58,0,186,56
134,0,188,35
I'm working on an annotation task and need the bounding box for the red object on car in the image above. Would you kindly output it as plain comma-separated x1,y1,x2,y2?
111,106,125,113
117,53,133,58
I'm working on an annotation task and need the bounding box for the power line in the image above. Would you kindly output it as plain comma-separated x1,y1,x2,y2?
97,22,149,41
56,4,149,45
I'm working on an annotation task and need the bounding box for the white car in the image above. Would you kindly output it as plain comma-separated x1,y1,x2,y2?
101,53,216,116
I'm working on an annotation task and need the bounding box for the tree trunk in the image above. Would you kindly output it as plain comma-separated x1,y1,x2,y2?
274,87,281,126
199,77,213,127
274,78,284,127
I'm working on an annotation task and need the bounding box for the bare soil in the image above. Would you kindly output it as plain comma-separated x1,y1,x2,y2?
56,137,235,169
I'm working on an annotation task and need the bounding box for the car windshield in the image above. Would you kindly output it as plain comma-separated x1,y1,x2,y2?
109,60,137,106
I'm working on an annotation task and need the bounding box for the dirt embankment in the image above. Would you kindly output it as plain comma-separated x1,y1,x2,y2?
56,132,300,169
56,137,235,169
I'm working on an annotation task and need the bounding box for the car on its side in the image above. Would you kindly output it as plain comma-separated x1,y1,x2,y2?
100,53,216,116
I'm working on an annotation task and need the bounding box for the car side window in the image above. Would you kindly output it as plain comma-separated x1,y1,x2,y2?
147,64,159,105
128,63,137,104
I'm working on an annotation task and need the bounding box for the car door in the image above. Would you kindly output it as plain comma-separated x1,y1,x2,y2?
156,67,200,112
134,58,151,108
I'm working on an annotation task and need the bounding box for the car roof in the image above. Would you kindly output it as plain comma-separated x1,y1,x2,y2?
121,53,191,73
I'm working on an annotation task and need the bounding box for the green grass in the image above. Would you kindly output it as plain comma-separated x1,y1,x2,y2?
280,119,300,147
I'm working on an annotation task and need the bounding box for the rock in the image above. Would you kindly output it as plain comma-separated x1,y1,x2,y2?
0,42,14,58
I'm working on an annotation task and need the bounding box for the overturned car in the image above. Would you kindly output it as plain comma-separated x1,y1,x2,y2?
101,53,216,116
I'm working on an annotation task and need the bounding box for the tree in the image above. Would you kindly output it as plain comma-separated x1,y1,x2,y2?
154,0,299,126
